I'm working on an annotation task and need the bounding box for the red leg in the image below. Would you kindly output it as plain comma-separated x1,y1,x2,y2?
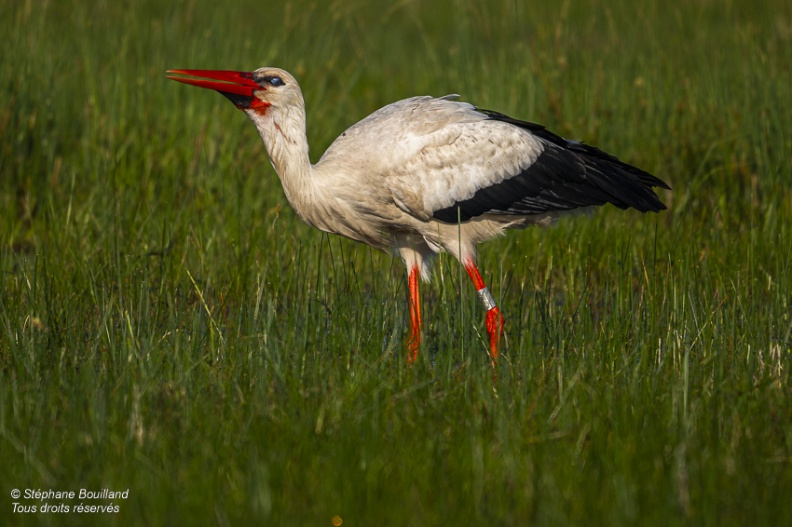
464,261,504,364
407,265,422,364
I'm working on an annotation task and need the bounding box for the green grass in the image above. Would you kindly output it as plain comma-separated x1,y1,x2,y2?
2,0,791,525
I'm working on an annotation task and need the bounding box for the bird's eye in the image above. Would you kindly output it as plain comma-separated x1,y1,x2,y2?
264,76,284,87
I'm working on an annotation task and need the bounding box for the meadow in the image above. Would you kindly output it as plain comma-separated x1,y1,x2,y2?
1,0,790,525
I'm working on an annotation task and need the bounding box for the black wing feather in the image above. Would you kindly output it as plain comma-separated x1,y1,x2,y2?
432,110,671,223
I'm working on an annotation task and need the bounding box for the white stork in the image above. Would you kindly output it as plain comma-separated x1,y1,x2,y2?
167,67,670,365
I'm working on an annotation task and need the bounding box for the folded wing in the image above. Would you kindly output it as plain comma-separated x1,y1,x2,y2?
384,105,670,223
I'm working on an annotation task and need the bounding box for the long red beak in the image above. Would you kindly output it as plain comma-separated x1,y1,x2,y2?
167,69,268,110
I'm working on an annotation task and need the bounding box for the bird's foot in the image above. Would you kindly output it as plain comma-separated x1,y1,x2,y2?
485,307,504,366
407,332,420,364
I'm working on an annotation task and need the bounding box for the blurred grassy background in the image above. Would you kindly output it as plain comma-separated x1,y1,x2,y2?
1,0,790,525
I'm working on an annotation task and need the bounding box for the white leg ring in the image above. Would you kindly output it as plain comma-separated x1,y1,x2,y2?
476,287,497,311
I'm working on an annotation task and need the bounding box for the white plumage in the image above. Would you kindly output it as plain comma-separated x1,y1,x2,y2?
168,66,670,364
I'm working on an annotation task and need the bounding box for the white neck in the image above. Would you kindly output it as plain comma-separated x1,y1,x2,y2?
245,105,316,217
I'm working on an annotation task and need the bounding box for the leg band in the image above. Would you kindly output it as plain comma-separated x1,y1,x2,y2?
476,287,498,311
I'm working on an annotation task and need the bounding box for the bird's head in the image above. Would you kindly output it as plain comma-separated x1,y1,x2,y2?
167,67,301,116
